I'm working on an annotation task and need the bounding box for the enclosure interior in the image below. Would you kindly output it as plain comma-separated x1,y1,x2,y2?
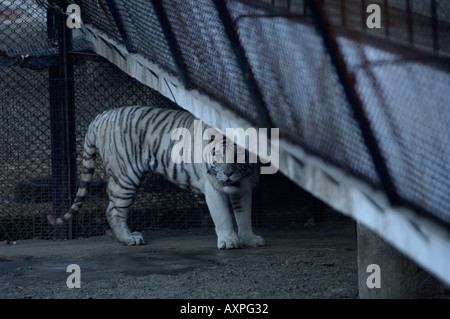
0,1,334,241
1,0,449,247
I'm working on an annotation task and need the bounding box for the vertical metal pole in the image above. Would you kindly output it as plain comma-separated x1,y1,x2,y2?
384,0,390,38
105,0,132,53
405,0,413,44
430,0,439,52
48,8,77,240
361,0,366,31
340,0,346,27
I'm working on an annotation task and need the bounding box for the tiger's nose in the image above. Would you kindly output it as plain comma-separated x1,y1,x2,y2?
224,170,234,177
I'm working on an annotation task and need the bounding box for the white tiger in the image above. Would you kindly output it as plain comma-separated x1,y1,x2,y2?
47,106,264,249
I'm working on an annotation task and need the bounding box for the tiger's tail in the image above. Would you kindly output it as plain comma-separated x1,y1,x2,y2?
47,124,97,226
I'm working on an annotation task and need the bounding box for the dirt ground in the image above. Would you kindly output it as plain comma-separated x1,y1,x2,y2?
0,219,358,299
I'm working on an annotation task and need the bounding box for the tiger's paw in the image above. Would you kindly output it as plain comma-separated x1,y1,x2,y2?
241,234,265,247
119,231,146,246
217,232,242,249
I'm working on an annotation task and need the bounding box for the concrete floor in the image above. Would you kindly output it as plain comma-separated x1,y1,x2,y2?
0,219,359,299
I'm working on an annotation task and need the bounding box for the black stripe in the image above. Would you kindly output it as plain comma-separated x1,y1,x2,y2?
172,162,177,181
166,112,180,134
82,167,95,175
109,116,129,180
74,196,85,204
109,210,128,218
191,162,200,181
179,112,192,134
153,136,162,163
122,110,142,182
161,150,168,177
109,193,135,201
165,140,172,167
150,111,167,133
183,162,191,187
110,174,136,192
82,154,95,161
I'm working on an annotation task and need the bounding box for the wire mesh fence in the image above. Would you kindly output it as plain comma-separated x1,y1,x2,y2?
0,0,326,241
0,50,214,241
1,0,449,242
322,0,450,221
0,1,210,241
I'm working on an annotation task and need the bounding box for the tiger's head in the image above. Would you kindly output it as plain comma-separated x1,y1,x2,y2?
204,135,259,194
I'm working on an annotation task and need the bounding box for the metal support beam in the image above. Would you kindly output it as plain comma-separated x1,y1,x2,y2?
213,0,273,130
47,7,77,240
430,0,439,52
151,0,192,88
104,0,132,53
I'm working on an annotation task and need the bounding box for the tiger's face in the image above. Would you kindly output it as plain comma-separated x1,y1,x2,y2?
205,137,258,194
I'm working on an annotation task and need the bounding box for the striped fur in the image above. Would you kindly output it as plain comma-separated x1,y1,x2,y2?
47,106,264,249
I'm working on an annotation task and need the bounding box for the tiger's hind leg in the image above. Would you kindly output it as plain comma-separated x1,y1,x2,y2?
105,177,145,245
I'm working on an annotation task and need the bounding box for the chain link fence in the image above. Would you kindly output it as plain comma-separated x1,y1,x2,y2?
0,42,214,240
1,0,448,242
0,1,209,241
0,0,326,241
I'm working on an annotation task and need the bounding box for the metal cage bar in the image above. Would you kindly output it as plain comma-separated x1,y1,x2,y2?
212,0,273,130
47,6,77,239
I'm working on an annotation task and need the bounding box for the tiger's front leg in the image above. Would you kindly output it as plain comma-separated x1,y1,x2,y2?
205,182,241,249
230,190,265,247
